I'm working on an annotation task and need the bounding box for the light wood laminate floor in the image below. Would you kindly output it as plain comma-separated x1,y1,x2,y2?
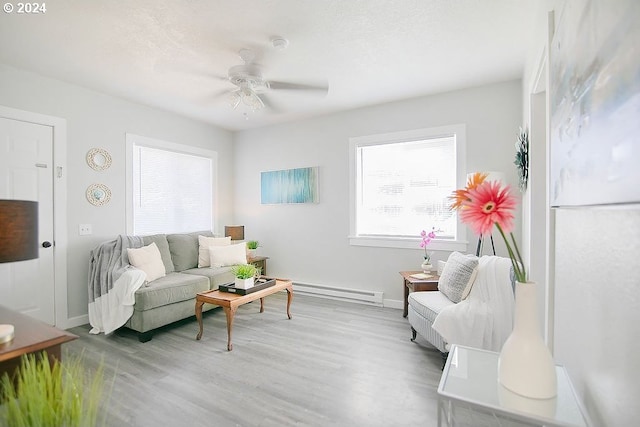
65,293,445,427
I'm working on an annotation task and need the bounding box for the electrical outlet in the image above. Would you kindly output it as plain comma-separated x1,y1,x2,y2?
79,224,92,235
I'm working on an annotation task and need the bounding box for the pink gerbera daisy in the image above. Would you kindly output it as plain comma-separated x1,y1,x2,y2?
459,180,517,236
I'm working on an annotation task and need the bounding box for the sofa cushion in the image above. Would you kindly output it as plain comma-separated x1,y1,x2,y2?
182,266,235,289
408,291,455,323
142,234,175,273
127,242,166,283
438,252,479,303
134,272,209,311
167,231,213,271
197,235,231,268
209,243,247,268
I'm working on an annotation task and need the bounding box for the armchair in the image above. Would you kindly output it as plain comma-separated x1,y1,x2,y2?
408,254,515,366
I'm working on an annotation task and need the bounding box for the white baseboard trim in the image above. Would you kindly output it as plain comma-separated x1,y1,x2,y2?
293,281,384,306
60,314,89,330
383,298,403,310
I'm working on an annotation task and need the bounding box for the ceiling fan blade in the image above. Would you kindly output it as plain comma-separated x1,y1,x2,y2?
202,88,233,105
268,81,328,94
259,94,283,113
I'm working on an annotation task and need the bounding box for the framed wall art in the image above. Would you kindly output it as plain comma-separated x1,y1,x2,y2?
549,0,640,207
261,167,318,204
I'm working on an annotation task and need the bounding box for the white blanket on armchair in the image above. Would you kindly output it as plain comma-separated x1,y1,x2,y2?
432,256,515,352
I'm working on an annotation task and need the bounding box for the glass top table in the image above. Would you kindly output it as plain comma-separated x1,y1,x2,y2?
437,345,590,427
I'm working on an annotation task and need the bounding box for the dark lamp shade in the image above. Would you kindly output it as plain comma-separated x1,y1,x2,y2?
224,225,244,241
0,200,39,263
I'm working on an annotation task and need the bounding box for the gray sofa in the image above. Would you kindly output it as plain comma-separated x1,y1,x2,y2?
125,231,235,342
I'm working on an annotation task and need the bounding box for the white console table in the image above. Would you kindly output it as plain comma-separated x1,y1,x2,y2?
437,345,590,427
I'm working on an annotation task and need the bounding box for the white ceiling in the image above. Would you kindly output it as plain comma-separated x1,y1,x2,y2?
0,0,552,131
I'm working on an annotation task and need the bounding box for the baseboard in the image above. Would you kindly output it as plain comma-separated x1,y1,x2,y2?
60,314,89,330
383,298,403,310
293,281,384,306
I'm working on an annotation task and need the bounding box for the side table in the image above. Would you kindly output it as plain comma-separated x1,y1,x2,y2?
437,344,590,427
247,255,269,276
0,305,78,383
399,270,439,317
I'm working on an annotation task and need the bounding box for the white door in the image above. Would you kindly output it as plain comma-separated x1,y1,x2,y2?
0,117,56,324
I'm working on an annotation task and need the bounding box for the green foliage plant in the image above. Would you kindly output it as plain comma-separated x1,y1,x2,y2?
247,240,259,250
0,352,111,427
231,263,257,279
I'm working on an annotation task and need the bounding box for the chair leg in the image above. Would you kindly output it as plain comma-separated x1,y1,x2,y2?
410,327,417,342
441,352,449,370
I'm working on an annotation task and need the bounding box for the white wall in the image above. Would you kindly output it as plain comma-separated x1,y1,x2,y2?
0,64,234,322
233,80,522,306
522,2,640,425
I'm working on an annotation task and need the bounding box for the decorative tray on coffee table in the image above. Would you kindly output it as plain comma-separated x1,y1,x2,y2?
218,277,276,295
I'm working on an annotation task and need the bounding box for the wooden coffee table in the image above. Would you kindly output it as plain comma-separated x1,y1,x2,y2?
195,279,293,351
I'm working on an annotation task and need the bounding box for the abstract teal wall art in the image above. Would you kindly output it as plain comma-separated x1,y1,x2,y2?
261,167,319,204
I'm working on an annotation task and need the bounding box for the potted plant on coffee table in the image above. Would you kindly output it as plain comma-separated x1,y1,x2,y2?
231,264,257,289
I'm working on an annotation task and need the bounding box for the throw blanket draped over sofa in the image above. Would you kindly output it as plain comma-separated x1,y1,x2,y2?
88,235,145,335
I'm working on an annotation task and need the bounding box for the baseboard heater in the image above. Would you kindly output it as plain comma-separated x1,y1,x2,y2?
292,281,383,306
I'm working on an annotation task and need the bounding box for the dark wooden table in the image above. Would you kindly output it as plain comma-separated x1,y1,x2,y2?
399,271,440,317
0,305,78,380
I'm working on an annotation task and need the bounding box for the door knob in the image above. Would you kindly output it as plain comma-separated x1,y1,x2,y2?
42,241,52,248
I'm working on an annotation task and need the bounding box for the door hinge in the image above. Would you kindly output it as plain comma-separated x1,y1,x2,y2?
56,166,63,178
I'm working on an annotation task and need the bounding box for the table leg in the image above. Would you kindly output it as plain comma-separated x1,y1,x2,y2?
260,297,264,313
403,279,410,317
195,300,205,340
285,286,293,319
223,306,237,351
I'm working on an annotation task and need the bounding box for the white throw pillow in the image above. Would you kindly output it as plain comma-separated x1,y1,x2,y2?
209,243,247,268
438,252,479,303
126,242,166,283
198,235,231,267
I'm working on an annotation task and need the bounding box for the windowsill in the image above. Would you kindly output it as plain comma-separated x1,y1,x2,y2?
348,235,469,252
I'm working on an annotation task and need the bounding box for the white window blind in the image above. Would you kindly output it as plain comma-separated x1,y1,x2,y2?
357,136,456,238
349,124,467,250
128,136,215,235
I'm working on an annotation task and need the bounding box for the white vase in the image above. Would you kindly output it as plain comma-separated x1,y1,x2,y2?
498,281,557,399
421,259,432,272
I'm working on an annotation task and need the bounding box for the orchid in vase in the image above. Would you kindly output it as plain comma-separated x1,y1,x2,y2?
419,228,436,266
449,172,526,282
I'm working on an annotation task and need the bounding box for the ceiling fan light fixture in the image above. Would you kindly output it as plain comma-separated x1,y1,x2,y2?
242,90,264,112
228,90,242,109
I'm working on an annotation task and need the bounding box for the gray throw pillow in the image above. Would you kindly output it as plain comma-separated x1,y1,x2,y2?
438,252,479,303
167,231,213,271
142,234,175,273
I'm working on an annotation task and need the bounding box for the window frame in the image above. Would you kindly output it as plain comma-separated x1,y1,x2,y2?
125,133,218,236
348,124,469,252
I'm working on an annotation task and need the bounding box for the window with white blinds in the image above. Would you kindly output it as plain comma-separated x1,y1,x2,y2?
349,124,467,250
126,134,216,235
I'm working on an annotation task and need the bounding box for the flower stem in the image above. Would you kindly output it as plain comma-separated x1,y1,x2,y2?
495,223,527,282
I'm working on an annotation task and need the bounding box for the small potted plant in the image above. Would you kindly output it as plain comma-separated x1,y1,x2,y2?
231,263,257,289
246,240,259,258
420,228,436,272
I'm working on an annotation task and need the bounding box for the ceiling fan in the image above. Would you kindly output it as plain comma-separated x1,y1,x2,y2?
222,47,328,112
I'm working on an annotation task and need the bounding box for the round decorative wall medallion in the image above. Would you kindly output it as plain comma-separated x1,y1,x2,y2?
86,148,112,171
86,183,112,206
